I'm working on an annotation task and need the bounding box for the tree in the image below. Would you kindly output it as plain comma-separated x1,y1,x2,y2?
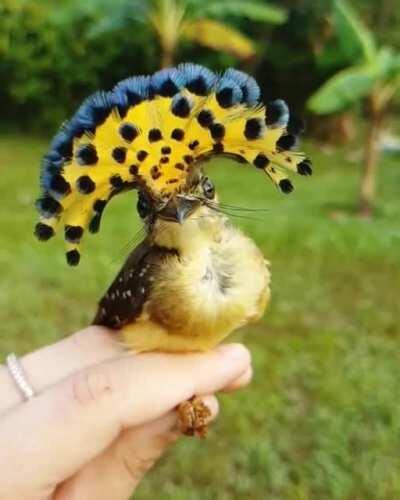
307,0,400,217
86,0,287,68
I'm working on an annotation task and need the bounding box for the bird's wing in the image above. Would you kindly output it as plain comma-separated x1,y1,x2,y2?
92,239,176,329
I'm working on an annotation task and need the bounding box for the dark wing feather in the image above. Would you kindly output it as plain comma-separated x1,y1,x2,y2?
92,239,172,329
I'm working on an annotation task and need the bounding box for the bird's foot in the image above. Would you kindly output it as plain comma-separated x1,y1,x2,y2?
177,396,211,438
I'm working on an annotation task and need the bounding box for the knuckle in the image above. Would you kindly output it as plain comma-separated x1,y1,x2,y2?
155,430,180,448
120,428,179,484
206,397,219,420
71,365,114,408
122,454,156,484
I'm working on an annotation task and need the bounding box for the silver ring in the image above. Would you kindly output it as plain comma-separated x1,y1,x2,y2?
6,353,36,401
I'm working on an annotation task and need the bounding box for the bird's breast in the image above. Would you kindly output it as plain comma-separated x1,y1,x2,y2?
147,224,270,348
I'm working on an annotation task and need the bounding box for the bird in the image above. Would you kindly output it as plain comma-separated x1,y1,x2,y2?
34,63,312,436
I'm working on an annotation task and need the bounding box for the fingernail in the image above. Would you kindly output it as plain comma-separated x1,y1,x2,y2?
201,395,219,420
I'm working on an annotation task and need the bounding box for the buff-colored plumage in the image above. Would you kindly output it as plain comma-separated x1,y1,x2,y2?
121,206,270,352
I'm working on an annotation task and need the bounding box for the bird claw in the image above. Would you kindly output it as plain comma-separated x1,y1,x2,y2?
177,396,211,438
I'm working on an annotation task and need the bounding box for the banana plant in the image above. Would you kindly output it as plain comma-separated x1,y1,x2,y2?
307,0,400,217
84,0,287,67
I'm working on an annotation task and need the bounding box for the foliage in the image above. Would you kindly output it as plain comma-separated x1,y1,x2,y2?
0,0,155,130
334,0,376,62
1,0,399,130
182,19,256,61
86,0,287,67
306,0,400,216
0,0,286,130
0,134,399,498
307,0,400,114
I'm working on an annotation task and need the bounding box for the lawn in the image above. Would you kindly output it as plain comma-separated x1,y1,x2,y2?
0,133,399,499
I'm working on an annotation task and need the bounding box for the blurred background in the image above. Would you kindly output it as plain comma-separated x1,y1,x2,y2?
0,0,399,498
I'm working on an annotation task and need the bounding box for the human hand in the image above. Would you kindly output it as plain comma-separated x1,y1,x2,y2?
0,326,252,500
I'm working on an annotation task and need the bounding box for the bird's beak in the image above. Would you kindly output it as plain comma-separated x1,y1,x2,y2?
158,196,201,224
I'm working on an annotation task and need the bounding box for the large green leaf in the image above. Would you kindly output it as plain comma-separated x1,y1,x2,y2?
201,0,287,25
334,0,376,63
307,64,379,114
375,47,400,81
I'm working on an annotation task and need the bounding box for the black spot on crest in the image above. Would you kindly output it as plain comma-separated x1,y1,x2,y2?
92,105,110,127
116,105,129,119
151,165,162,180
175,163,185,170
244,118,264,140
159,79,179,97
265,100,288,126
126,91,142,107
253,154,269,169
89,214,101,233
112,146,127,163
36,195,62,216
187,76,208,96
50,174,71,196
197,110,214,128
110,174,124,190
65,225,83,243
137,150,148,162
160,156,169,164
213,143,224,154
93,199,106,213
55,138,73,159
184,155,194,165
34,222,54,241
148,129,162,142
279,179,294,193
76,144,98,166
172,97,191,118
119,123,138,142
66,249,80,266
277,134,297,150
171,128,184,141
76,175,96,194
129,164,139,175
210,123,225,140
216,87,233,108
189,140,199,150
297,159,313,176
161,146,171,155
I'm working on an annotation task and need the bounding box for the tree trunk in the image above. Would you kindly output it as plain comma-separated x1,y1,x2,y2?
359,99,383,217
161,47,174,68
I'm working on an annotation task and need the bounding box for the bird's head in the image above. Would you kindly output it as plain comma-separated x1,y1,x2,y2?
136,175,216,225
136,174,221,249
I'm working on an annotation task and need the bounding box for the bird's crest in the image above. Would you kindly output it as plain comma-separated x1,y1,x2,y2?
35,63,312,265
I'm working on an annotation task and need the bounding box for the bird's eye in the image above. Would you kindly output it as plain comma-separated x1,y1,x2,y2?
137,193,151,219
202,178,215,199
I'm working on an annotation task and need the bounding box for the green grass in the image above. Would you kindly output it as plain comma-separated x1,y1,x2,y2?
0,133,399,499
